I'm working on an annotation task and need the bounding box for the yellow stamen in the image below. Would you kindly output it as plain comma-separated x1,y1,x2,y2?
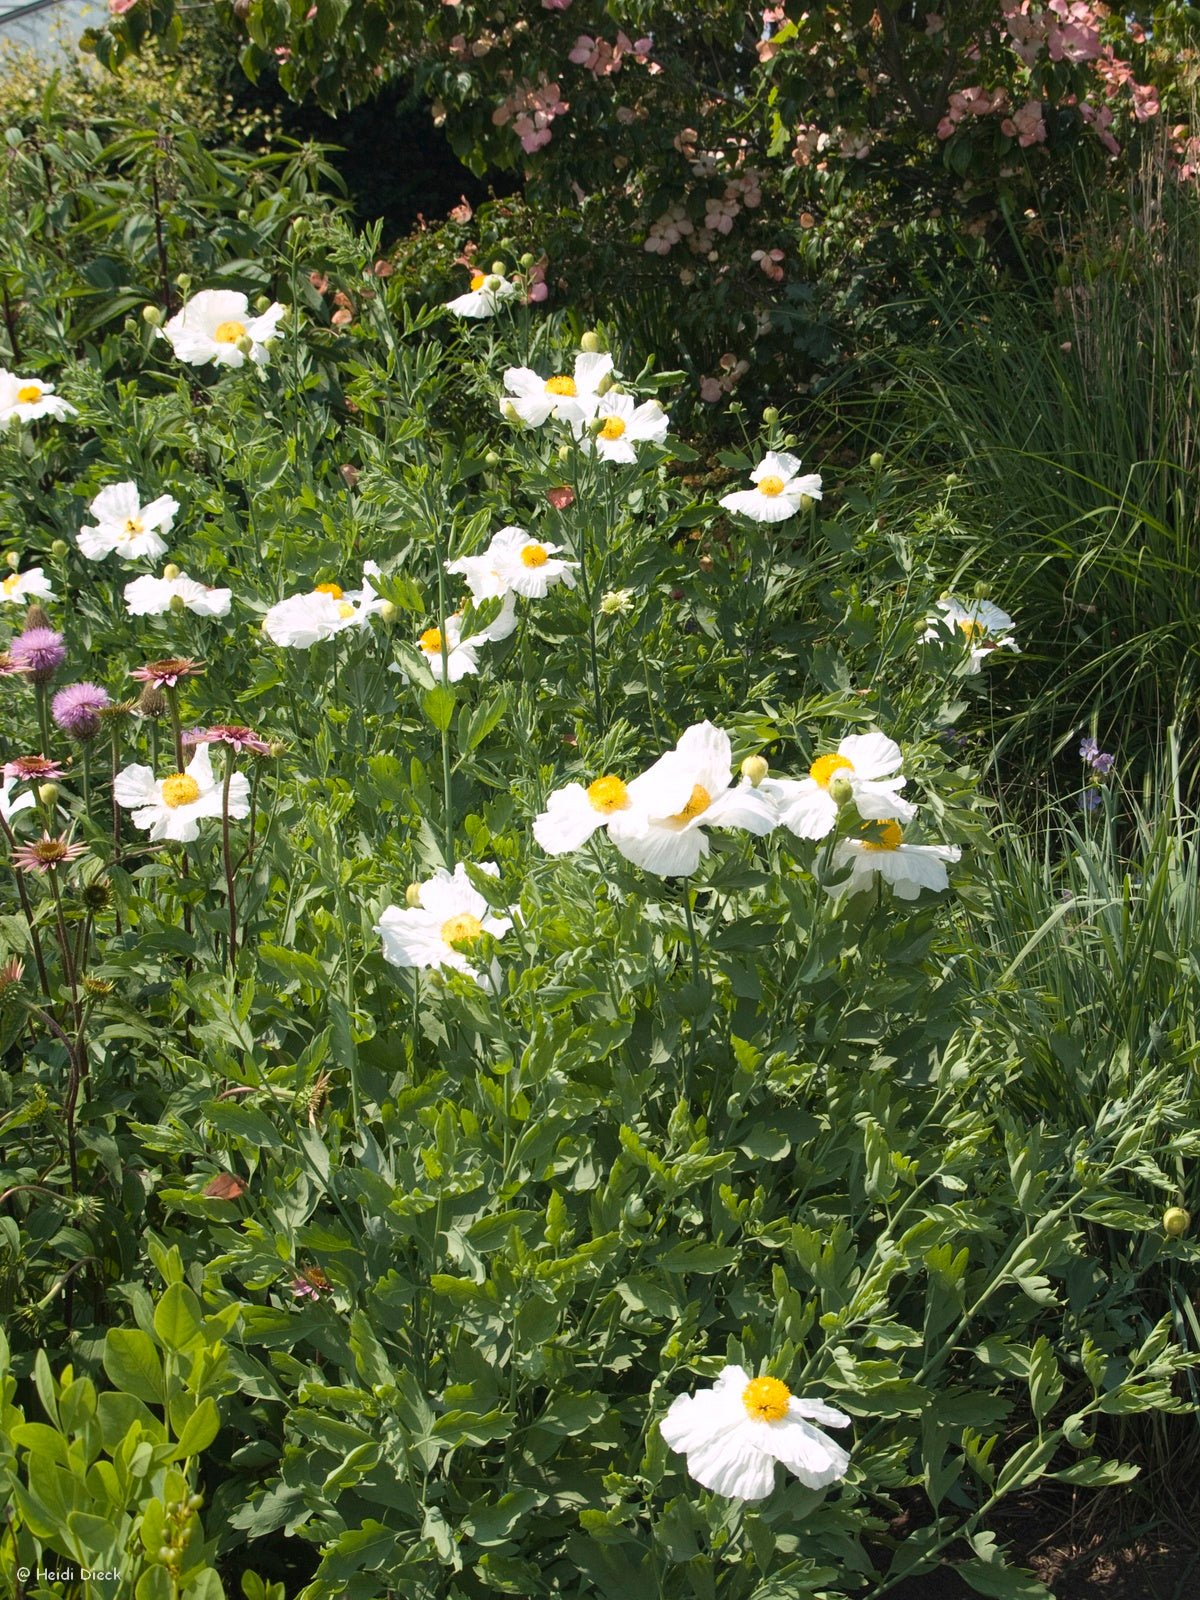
586,775,629,814
742,1375,791,1423
757,474,786,497
336,603,355,619
671,784,711,824
161,774,201,809
861,820,904,852
314,582,344,598
599,416,627,440
544,375,577,396
122,515,145,537
214,320,247,344
469,272,486,291
520,544,549,568
419,627,444,653
1,574,18,595
809,753,853,788
958,618,985,640
441,912,483,946
15,384,41,404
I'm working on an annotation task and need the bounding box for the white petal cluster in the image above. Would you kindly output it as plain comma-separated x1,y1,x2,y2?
0,567,54,605
661,1365,851,1502
0,774,36,825
447,525,577,611
719,450,823,523
262,564,386,649
445,272,521,319
125,571,232,618
0,371,76,426
78,483,179,563
921,596,1019,673
760,732,915,842
579,392,670,464
375,862,514,984
160,289,285,369
500,352,613,427
829,826,961,900
113,744,250,844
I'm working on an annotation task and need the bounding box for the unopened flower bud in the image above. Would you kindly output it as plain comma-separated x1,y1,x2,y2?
169,593,187,614
798,494,816,513
580,330,604,353
175,273,192,294
81,879,113,912
762,406,779,426
405,882,423,908
1164,1206,1191,1238
740,754,769,787
5,551,20,570
519,252,535,268
484,449,500,466
137,683,167,718
142,304,164,328
50,539,68,559
378,600,398,624
123,317,138,336
869,451,884,470
500,401,520,423
23,603,51,631
254,295,271,313
596,373,616,396
236,334,254,355
162,562,181,581
945,472,961,488
828,776,854,807
37,783,58,804
267,739,287,759
557,443,571,462
973,580,991,600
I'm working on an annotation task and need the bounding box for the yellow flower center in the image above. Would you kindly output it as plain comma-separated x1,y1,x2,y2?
314,582,344,598
586,775,629,814
544,375,577,396
861,819,904,852
214,320,247,344
161,773,201,809
958,617,985,640
121,515,145,537
419,627,444,653
441,912,483,947
809,753,854,788
521,544,549,568
470,272,487,290
1,574,18,595
758,474,786,497
599,416,627,440
16,383,42,404
742,1375,792,1423
671,784,711,824
336,603,355,619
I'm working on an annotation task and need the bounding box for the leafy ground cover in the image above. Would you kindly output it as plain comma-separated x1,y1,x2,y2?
0,62,1196,1600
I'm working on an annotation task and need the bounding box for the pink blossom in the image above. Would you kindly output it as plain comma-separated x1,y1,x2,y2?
108,0,137,13
542,0,572,8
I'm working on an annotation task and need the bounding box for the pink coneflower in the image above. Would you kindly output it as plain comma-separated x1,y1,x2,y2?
52,682,111,741
11,833,87,873
4,755,64,782
183,725,271,756
130,657,205,688
10,628,66,683
290,1266,331,1300
0,955,23,995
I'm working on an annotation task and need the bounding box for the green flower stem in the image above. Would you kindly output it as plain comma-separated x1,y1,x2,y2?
0,813,50,1000
34,679,52,756
221,757,238,968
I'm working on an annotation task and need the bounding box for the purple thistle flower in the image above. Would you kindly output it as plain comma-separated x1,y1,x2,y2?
10,627,66,683
52,682,111,741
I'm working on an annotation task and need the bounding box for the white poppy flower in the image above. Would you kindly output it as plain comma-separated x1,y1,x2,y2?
124,571,232,618
719,450,823,523
533,773,640,856
660,1365,851,1502
761,731,915,842
415,614,481,682
262,564,385,648
827,821,961,900
0,774,36,825
579,392,670,464
113,743,250,844
0,371,77,427
500,351,612,427
160,289,285,369
607,721,776,877
77,483,179,563
0,567,54,605
921,597,1019,673
375,862,513,983
485,527,577,599
444,271,521,319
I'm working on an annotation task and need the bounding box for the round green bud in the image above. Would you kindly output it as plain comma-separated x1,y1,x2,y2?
798,494,816,513
519,252,535,268
267,739,287,760
162,562,181,581
740,754,769,787
38,783,58,804
175,273,192,294
1164,1206,1191,1238
490,261,507,277
405,882,423,908
50,539,68,559
762,406,780,426
378,600,398,624
484,449,501,467
557,443,571,463
254,295,271,313
169,593,187,614
869,451,884,470
4,551,20,570
142,304,164,328
945,472,961,488
235,334,254,355
972,580,991,600
580,330,604,353
595,373,616,396
828,776,854,807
